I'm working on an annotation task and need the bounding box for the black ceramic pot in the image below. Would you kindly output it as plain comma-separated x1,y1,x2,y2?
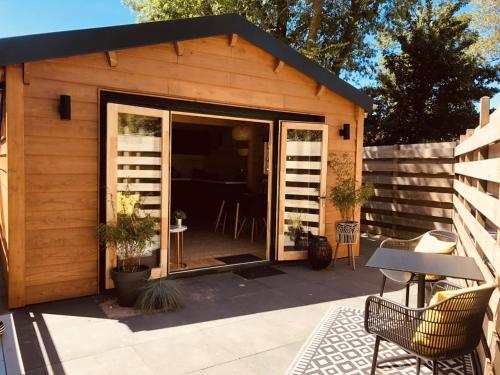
294,234,310,251
308,235,332,270
111,265,151,307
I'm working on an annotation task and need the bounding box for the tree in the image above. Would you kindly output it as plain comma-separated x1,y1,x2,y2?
123,0,395,78
468,0,500,63
365,0,498,145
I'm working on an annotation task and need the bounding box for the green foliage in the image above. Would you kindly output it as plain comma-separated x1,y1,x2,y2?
287,129,322,142
118,113,162,136
366,0,498,145
173,210,187,220
288,213,305,240
468,0,500,62
99,192,157,273
122,0,398,78
135,278,184,312
328,153,374,221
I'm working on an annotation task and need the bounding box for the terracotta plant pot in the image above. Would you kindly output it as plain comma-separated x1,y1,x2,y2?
111,265,151,307
335,221,359,244
308,234,332,270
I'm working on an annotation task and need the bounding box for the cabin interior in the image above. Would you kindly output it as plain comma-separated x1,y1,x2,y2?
169,113,270,271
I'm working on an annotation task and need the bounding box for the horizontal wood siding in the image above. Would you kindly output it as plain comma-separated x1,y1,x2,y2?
454,107,500,374
361,143,455,239
20,35,362,305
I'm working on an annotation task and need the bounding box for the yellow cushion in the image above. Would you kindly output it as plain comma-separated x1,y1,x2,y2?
414,233,455,254
412,283,490,356
117,192,140,215
415,233,455,281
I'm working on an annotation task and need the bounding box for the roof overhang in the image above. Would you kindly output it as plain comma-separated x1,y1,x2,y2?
0,13,373,111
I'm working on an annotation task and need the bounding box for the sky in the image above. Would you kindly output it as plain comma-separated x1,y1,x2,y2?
0,0,498,109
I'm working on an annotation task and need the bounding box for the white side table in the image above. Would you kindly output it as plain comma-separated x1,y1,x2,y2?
170,225,188,269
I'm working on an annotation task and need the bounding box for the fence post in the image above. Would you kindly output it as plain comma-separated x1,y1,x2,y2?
479,96,490,127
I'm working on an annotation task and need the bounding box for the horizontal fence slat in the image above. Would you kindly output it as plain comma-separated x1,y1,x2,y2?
363,161,453,174
371,188,453,203
363,148,455,159
453,196,499,271
454,179,500,227
454,158,500,183
363,201,453,218
363,175,453,188
453,215,496,283
455,117,500,156
361,212,452,231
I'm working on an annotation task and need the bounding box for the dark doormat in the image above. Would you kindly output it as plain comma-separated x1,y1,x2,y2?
234,266,285,279
216,253,263,264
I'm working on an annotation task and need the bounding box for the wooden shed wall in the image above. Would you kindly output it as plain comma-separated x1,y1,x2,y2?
15,35,363,306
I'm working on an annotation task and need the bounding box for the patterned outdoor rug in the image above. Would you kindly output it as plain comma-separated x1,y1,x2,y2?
287,307,473,375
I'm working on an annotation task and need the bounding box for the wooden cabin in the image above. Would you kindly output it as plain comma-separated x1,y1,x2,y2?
0,14,372,308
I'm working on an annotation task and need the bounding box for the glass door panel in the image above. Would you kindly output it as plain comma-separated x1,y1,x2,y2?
277,122,328,261
105,103,170,288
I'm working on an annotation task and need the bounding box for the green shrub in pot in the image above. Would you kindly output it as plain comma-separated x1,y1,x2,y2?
328,153,374,244
99,191,157,307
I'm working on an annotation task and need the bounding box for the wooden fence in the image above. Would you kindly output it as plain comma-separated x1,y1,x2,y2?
361,97,499,373
361,142,456,239
454,97,499,374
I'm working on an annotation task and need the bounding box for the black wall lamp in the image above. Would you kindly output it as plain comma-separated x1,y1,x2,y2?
59,95,71,120
339,123,350,140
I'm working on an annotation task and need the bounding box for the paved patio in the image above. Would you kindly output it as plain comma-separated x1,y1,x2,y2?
15,236,416,375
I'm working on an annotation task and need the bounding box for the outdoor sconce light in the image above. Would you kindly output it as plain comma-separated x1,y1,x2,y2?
59,95,71,120
339,123,350,140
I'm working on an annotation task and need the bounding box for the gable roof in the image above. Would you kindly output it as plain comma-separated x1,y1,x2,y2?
0,13,372,110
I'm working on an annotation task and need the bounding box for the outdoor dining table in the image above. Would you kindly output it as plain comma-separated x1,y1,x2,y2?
366,247,485,308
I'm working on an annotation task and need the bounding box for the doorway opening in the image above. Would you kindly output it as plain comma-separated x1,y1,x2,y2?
169,112,273,272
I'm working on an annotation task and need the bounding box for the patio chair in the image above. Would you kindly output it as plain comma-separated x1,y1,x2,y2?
379,230,458,306
365,280,495,375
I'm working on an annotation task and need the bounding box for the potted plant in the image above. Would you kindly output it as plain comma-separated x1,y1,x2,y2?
289,213,309,250
173,210,186,227
328,153,374,244
99,191,157,307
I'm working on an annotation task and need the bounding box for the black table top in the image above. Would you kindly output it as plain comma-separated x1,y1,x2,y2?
366,247,485,282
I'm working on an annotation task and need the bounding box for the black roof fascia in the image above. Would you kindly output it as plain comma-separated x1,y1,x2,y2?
0,14,372,110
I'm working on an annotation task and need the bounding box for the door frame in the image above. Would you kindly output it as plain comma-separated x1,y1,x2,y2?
98,90,324,290
105,103,171,289
276,121,329,261
168,111,274,271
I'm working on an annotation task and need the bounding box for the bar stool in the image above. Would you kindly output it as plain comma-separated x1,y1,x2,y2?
214,192,240,238
236,193,267,243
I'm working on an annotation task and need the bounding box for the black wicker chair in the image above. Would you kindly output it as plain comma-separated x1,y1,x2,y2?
365,280,495,375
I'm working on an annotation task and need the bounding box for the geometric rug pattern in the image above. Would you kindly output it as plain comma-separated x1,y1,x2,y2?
287,307,473,375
